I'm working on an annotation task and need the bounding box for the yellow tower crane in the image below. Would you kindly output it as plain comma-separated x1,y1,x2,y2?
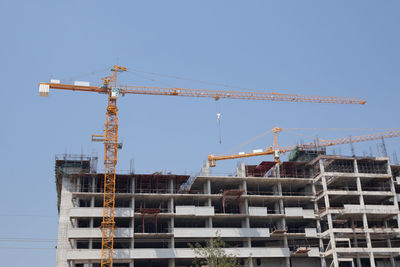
208,128,400,166
39,65,366,267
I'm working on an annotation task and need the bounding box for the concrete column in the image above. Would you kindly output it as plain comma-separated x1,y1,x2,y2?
56,168,76,267
207,217,213,228
131,197,135,249
354,159,375,267
77,177,81,192
273,201,279,214
206,179,213,228
236,162,246,177
246,258,254,267
206,179,211,194
90,196,95,207
74,197,80,208
131,176,135,194
244,198,249,215
351,219,362,267
242,234,250,248
169,197,174,213
384,220,396,267
91,176,96,193
169,177,174,194
168,259,175,267
387,164,400,228
243,216,250,228
169,216,174,248
312,182,326,267
274,164,289,267
202,161,210,176
320,159,339,267
170,194,175,248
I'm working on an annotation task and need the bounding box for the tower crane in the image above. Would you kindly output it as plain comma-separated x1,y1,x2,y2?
39,65,366,267
208,129,400,167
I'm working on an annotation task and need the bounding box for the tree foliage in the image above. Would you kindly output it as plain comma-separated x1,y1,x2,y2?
189,233,240,267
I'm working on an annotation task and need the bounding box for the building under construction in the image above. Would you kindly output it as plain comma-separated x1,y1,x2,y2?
55,148,400,267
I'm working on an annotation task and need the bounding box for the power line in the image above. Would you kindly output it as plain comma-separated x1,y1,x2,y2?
127,68,259,92
0,238,58,246
0,246,56,250
0,214,56,217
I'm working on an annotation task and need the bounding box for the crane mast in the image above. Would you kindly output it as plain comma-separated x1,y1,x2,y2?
100,92,118,266
98,66,126,267
102,93,118,266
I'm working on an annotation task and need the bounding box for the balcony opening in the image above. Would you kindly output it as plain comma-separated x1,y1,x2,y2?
114,238,131,249
135,174,170,194
76,240,89,249
115,197,131,208
249,218,270,229
134,259,169,267
135,238,169,248
77,218,90,228
78,198,91,207
175,238,206,248
246,182,274,195
93,218,102,228
324,159,354,173
357,159,387,174
213,217,242,228
211,180,242,194
94,197,103,207
115,218,131,228
134,217,170,233
135,200,168,213
174,218,205,228
92,239,101,249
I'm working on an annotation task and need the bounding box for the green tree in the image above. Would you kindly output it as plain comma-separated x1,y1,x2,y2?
189,233,240,267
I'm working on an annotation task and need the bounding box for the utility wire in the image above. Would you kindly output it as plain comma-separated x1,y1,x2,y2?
0,238,57,242
127,68,260,92
0,214,56,218
125,70,173,87
0,247,56,250
61,68,109,83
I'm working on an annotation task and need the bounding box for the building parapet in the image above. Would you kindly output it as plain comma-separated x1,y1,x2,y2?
67,247,291,260
68,228,133,238
285,207,315,218
175,206,214,216
343,204,398,214
174,227,270,238
70,208,134,217
248,207,268,216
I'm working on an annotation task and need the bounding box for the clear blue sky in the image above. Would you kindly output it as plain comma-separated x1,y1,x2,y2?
1,0,400,266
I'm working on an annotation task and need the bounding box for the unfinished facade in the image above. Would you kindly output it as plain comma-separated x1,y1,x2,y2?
55,151,400,267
